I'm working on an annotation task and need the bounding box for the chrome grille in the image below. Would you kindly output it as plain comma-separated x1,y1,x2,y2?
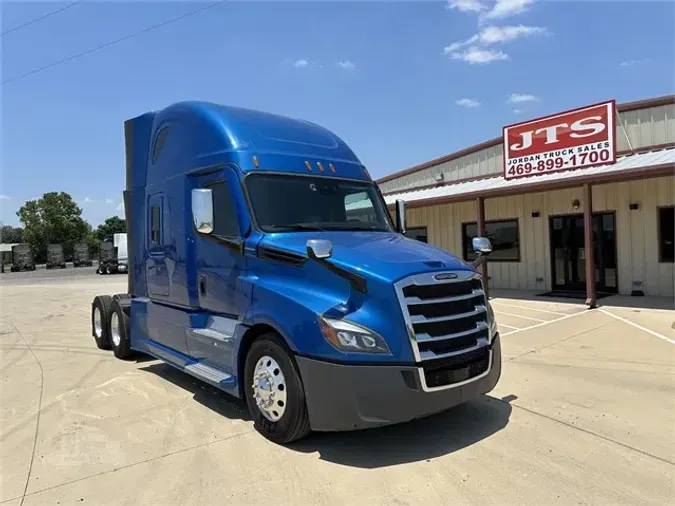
394,271,491,365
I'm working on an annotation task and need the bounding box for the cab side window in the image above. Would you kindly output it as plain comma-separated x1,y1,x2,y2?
208,181,239,238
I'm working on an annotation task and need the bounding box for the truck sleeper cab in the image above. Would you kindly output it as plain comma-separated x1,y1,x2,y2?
91,102,502,444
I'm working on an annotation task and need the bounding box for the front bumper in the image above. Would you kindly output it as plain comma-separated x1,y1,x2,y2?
296,334,502,432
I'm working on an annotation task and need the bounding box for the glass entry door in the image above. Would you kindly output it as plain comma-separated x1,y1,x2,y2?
549,213,617,293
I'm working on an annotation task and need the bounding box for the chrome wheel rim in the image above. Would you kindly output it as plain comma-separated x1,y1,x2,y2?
110,312,121,347
94,307,102,338
252,355,287,422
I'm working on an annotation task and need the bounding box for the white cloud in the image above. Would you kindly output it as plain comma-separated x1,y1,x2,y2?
456,98,481,108
335,60,356,71
444,25,546,54
0,195,10,200
83,197,95,203
446,0,486,13
479,25,547,44
444,36,480,54
116,202,124,212
513,108,522,114
105,198,114,204
293,59,309,68
508,93,539,103
450,47,509,64
620,58,650,67
482,0,535,21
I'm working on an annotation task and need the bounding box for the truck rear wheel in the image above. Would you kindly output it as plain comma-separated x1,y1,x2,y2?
91,295,113,350
109,299,133,359
244,333,311,444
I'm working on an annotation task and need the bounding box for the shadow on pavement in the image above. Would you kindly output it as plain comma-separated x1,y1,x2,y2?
140,362,251,421
142,362,513,468
288,395,513,468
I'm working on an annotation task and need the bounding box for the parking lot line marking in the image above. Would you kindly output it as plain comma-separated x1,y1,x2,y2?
491,302,567,316
498,323,522,330
494,311,546,323
599,309,675,346
501,310,588,336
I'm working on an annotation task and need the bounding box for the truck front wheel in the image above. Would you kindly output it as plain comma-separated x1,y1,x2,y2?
244,334,311,444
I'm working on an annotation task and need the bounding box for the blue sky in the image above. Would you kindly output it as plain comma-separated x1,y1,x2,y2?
1,0,673,227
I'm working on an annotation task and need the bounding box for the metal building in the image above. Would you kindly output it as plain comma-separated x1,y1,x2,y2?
374,95,675,304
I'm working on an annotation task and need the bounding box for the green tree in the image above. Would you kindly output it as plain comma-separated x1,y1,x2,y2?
17,192,90,263
0,225,23,243
96,216,127,243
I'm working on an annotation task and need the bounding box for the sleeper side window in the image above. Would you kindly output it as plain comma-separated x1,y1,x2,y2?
208,181,239,238
152,127,169,165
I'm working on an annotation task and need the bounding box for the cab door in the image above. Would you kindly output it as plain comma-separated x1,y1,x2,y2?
188,167,250,365
192,167,251,316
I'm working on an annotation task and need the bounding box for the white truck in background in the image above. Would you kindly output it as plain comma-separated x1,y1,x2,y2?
97,233,128,274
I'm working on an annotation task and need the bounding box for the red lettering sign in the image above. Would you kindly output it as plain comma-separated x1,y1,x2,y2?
503,100,616,180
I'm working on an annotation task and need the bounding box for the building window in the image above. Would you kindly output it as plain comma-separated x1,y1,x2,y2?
152,127,169,165
150,205,161,245
208,181,239,238
659,206,674,263
462,219,520,262
405,227,428,243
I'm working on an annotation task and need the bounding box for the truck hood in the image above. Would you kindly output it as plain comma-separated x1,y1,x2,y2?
260,231,474,283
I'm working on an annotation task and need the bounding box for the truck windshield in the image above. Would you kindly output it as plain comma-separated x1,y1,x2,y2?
245,173,394,233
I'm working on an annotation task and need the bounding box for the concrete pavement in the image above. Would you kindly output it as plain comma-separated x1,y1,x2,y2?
1,274,673,505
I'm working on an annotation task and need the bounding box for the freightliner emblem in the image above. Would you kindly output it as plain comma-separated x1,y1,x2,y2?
434,273,458,281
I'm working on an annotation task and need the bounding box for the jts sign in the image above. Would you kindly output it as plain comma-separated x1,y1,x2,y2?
503,100,616,180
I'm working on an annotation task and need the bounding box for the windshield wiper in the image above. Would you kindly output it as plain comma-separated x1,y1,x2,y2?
319,223,390,232
266,224,327,232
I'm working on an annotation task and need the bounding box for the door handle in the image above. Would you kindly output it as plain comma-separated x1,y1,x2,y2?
199,274,206,296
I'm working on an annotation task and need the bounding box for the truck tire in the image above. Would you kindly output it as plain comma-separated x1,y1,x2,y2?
244,333,311,444
109,299,133,359
106,265,114,275
91,295,113,350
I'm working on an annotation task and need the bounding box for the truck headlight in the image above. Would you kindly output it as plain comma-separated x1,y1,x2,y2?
317,315,391,354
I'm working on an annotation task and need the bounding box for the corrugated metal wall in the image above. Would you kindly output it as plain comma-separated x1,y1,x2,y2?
405,175,675,297
379,104,675,194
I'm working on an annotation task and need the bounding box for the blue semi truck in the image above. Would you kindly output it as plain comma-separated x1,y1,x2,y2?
91,102,502,444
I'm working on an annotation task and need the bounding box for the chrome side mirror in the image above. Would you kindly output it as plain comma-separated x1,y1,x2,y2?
395,199,406,234
306,239,333,260
192,188,214,234
472,236,492,254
